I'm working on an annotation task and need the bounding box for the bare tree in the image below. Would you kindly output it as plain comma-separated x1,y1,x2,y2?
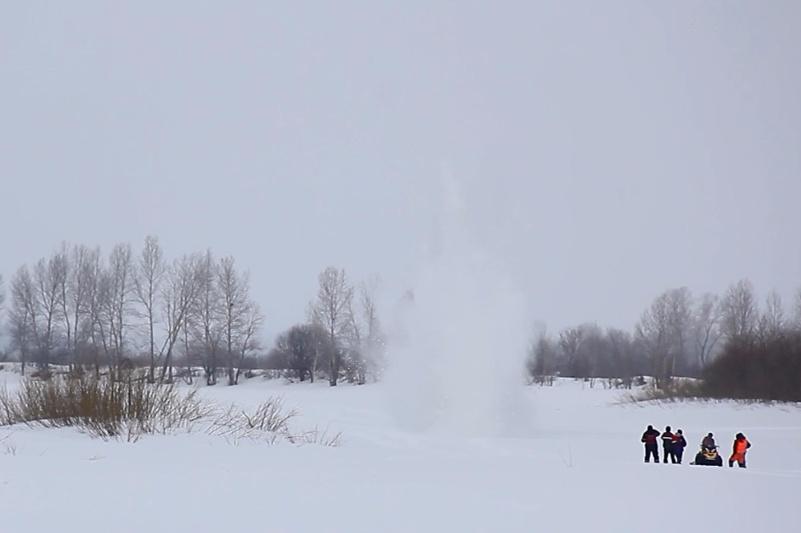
234,301,263,384
68,245,101,369
311,267,353,386
194,251,223,385
0,274,5,347
719,279,758,345
9,267,37,375
33,254,67,370
794,288,801,332
106,243,133,370
692,293,721,369
360,281,385,382
87,254,112,374
216,257,260,386
134,236,166,382
558,326,585,377
636,292,672,388
665,287,693,376
757,290,785,341
159,254,203,383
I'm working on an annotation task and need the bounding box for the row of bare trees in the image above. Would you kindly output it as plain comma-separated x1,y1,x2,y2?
267,267,386,386
528,280,801,389
1,238,262,385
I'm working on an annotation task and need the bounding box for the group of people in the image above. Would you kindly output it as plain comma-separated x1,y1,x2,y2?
640,425,687,463
640,425,752,468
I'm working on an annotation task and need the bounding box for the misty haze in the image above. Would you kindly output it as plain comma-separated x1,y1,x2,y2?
1,3,800,533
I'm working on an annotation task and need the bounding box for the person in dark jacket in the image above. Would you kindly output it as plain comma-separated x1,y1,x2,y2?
701,432,716,450
661,426,676,464
641,425,660,463
672,429,687,464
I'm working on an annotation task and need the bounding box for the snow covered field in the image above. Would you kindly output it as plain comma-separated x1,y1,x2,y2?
1,372,799,533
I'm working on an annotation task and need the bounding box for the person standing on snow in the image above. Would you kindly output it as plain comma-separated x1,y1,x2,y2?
661,426,676,463
729,433,751,468
672,429,687,464
641,425,660,463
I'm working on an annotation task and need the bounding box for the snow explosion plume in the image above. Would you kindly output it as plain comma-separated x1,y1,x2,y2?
385,174,532,436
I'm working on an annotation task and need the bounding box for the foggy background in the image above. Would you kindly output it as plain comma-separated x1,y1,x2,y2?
2,1,800,341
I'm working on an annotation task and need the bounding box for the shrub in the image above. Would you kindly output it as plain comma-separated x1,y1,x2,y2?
701,333,801,402
0,374,208,441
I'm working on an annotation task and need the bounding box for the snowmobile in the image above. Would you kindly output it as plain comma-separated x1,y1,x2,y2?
692,445,723,466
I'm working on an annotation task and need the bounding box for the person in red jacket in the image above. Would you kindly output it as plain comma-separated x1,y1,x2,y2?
672,429,687,464
641,425,660,463
729,433,751,468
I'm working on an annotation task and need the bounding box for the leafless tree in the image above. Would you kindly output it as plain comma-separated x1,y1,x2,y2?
311,267,353,386
194,251,223,385
342,281,384,385
558,326,585,377
106,243,133,369
636,292,672,388
794,288,801,332
159,254,203,383
757,290,785,341
719,279,758,345
87,253,112,374
234,302,263,384
664,287,692,375
692,293,721,369
216,257,261,385
33,254,67,370
134,236,166,382
9,267,37,375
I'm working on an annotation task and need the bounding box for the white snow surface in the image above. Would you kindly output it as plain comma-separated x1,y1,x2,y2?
1,373,799,533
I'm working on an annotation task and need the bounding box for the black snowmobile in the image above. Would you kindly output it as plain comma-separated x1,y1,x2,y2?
692,445,723,466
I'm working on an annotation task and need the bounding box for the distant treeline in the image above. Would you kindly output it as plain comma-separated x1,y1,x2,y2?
1,241,799,400
0,238,385,388
527,281,801,401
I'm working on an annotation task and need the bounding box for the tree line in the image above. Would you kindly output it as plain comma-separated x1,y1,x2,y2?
0,238,262,385
0,239,385,388
1,241,798,399
527,280,801,400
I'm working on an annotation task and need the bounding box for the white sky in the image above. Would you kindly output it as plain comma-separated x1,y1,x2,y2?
2,1,800,340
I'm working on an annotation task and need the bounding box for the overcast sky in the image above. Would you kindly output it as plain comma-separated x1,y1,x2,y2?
2,1,800,340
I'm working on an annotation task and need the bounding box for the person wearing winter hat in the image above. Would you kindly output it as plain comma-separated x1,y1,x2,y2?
641,425,660,463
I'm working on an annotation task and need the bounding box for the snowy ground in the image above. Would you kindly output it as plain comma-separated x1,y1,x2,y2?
1,372,799,533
